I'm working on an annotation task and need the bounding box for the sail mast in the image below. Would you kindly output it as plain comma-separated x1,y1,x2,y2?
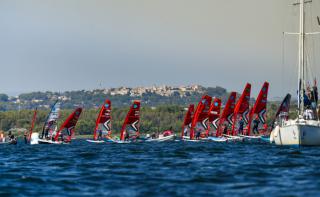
298,0,305,116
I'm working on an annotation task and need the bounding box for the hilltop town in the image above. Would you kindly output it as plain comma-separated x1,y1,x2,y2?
0,85,228,111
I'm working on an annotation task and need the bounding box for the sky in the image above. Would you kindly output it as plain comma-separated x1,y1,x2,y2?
0,0,319,98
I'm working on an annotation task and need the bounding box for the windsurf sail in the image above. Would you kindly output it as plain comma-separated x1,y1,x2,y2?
231,83,251,136
54,108,82,142
190,95,212,140
207,97,221,137
41,100,61,139
247,82,269,136
93,99,112,140
120,101,141,141
28,108,38,142
181,104,194,138
270,94,291,130
216,92,237,137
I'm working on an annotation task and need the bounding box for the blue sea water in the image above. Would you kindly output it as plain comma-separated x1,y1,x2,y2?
0,140,320,197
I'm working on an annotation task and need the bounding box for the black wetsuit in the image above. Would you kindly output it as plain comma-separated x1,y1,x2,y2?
238,120,244,135
252,119,260,135
125,132,130,141
196,131,201,140
24,133,28,144
98,130,102,140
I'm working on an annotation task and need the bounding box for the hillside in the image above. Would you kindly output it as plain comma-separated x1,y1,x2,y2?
0,85,229,111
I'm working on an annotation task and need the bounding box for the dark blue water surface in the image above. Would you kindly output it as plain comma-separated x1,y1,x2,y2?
1,140,320,196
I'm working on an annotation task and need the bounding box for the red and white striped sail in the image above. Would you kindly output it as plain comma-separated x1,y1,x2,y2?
93,99,112,140
207,98,222,137
181,104,194,138
217,92,237,137
120,101,140,141
54,108,82,142
231,83,251,136
247,82,269,135
190,95,212,140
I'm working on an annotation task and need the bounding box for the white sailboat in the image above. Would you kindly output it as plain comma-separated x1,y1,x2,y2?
271,0,320,146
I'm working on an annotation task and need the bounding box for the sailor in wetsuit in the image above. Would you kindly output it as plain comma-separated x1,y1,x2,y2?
252,117,260,135
195,129,201,140
8,131,17,144
238,118,244,135
223,122,229,135
24,131,28,144
124,131,130,141
97,130,103,140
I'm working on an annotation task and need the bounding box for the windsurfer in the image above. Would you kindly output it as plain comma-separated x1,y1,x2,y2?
252,117,260,135
97,130,103,140
195,128,201,140
8,131,16,144
223,122,229,135
238,118,244,135
24,131,28,144
0,132,4,142
124,131,130,141
60,133,64,142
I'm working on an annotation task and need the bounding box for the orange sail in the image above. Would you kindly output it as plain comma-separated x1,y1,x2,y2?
93,99,112,140
217,92,237,137
54,108,82,142
247,82,269,135
207,98,222,137
120,101,141,141
190,95,212,140
181,104,194,138
231,83,251,136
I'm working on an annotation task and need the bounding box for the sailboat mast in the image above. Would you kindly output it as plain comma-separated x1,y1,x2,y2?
298,0,305,116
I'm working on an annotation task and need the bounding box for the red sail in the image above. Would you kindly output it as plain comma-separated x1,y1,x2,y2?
217,92,237,136
93,99,112,140
247,82,269,135
54,108,83,142
231,83,251,135
190,95,212,140
120,101,141,141
28,108,38,142
181,104,195,138
207,98,221,136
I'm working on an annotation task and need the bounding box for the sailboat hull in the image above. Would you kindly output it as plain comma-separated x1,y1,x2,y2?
272,120,320,146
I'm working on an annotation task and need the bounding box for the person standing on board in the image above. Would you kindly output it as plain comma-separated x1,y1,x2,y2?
124,131,130,141
97,130,103,140
223,122,229,135
252,117,260,135
195,128,201,140
24,131,28,144
183,127,188,136
238,118,244,135
0,132,4,142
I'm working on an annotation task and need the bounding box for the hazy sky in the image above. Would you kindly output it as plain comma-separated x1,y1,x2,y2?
0,0,319,97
